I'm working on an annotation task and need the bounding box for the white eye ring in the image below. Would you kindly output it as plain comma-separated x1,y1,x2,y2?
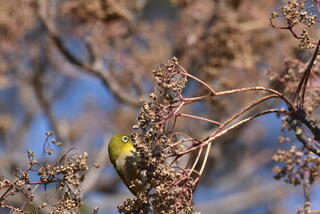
122,136,129,142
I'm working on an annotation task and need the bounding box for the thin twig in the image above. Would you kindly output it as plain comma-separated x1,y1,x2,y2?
215,87,294,111
188,147,204,177
179,109,288,155
177,64,216,95
204,109,288,147
294,40,320,109
177,113,221,126
198,142,212,177
204,94,284,142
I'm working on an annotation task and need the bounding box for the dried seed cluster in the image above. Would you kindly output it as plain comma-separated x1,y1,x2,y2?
37,152,88,187
118,193,149,214
298,30,315,49
0,151,89,213
50,198,79,214
279,0,316,26
272,146,320,185
270,58,320,115
271,0,318,49
153,57,187,104
118,58,197,213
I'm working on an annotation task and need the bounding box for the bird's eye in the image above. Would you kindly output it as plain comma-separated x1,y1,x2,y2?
122,136,129,142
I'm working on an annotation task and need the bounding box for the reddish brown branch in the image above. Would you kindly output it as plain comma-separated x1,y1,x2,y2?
179,108,288,155
177,113,221,126
202,109,288,148
177,64,216,95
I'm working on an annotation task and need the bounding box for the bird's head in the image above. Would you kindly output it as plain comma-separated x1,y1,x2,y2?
108,134,134,165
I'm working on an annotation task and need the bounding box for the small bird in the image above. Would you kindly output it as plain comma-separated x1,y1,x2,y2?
108,134,146,195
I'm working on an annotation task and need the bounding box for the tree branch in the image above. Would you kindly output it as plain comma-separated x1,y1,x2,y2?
37,0,140,107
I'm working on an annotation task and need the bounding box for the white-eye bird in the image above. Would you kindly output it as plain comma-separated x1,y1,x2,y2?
108,134,146,195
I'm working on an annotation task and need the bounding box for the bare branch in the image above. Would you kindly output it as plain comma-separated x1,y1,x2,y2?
37,0,140,107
